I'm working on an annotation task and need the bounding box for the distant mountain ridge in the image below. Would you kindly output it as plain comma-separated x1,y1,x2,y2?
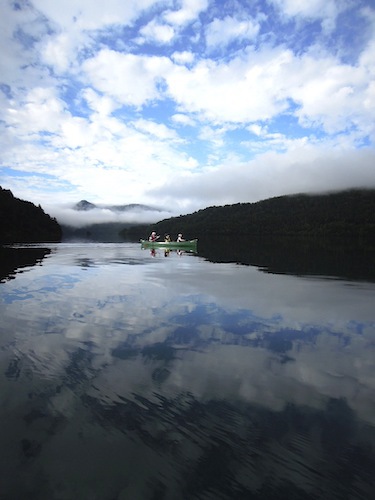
74,200,164,213
2,188,374,244
121,188,375,241
65,200,168,241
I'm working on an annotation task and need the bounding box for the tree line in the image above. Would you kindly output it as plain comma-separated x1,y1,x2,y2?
120,189,375,242
0,187,62,244
2,186,374,244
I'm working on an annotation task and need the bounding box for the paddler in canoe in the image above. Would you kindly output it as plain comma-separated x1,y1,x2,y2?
148,231,160,242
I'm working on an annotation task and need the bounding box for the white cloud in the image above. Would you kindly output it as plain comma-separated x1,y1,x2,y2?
163,41,375,138
148,145,375,212
132,118,180,140
165,48,293,122
171,50,195,64
3,87,66,135
32,0,162,31
1,0,374,217
82,49,172,107
81,88,118,116
171,113,196,126
32,1,169,74
288,53,374,134
40,31,88,74
138,19,175,44
0,83,199,209
205,15,260,49
0,4,55,88
198,124,231,148
268,0,342,32
247,124,267,136
163,0,209,26
59,116,95,149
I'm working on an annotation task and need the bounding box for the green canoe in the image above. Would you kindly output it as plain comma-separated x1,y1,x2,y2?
140,239,198,249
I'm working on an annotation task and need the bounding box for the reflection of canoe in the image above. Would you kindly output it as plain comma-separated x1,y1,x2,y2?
140,239,198,249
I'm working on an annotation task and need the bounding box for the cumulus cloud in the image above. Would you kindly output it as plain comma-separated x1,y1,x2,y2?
32,0,161,31
268,0,343,32
163,42,375,136
4,86,65,135
40,31,88,74
132,118,181,141
165,48,293,122
205,15,260,49
171,50,195,64
0,0,374,217
138,19,176,44
171,113,196,126
82,50,172,107
163,0,209,26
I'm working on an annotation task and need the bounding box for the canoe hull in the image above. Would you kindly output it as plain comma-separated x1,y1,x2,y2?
140,239,198,249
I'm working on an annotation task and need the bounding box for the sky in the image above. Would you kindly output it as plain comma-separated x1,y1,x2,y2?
1,0,375,226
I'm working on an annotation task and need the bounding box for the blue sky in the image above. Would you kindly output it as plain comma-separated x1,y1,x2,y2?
1,0,375,225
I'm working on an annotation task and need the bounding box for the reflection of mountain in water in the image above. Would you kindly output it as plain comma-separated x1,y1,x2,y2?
0,246,51,282
198,236,375,282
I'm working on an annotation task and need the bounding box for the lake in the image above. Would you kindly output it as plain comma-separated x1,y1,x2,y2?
0,240,374,500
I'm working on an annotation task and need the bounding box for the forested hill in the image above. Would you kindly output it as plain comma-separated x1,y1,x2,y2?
0,187,62,243
124,189,375,240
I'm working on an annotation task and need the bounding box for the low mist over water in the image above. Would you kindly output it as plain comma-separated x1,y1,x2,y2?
45,203,173,228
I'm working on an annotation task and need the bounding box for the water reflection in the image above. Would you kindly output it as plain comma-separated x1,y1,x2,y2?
144,247,195,258
0,245,51,282
198,235,375,282
0,242,374,499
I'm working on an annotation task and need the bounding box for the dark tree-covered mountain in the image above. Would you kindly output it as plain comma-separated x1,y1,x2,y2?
122,189,375,241
0,187,62,244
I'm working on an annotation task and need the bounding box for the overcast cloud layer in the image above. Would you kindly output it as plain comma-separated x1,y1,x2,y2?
1,0,374,225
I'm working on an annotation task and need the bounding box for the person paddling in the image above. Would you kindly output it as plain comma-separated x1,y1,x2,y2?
149,231,160,242
176,233,185,242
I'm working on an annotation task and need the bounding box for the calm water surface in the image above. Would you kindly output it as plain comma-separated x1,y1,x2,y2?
0,242,374,500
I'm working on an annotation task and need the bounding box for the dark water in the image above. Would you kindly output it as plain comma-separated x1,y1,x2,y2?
0,241,374,500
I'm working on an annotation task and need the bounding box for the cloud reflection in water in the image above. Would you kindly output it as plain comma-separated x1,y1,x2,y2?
0,243,374,499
